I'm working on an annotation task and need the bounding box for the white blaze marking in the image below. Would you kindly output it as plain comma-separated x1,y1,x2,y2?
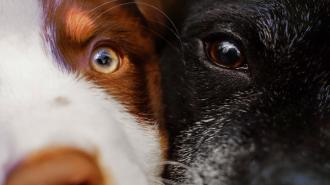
0,1,161,184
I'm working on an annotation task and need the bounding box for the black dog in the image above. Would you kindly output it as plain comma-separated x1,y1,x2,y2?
161,0,330,184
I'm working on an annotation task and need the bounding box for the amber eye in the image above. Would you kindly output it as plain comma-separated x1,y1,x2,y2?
206,39,246,69
91,48,121,74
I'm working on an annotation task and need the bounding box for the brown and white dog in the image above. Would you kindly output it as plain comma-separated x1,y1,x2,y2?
0,0,167,185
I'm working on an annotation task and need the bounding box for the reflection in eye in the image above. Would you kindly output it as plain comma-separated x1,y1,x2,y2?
91,48,121,74
206,38,246,69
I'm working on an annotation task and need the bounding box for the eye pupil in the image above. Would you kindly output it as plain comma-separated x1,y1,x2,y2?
95,51,113,66
217,42,241,66
207,39,246,69
91,48,121,74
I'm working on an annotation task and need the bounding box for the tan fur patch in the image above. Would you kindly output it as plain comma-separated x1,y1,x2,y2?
65,7,95,43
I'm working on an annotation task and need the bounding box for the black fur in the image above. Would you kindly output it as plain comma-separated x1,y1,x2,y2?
161,0,330,184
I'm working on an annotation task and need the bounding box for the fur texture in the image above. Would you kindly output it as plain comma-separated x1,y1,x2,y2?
0,0,164,184
161,0,330,184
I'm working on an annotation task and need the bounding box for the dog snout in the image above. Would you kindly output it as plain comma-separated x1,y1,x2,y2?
5,148,108,185
251,163,330,185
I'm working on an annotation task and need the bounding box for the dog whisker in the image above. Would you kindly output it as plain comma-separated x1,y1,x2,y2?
141,24,183,53
89,1,184,53
134,2,184,52
132,2,183,44
142,19,184,53
87,0,121,14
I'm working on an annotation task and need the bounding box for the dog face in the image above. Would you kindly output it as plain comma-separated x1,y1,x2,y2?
0,0,165,184
161,0,330,184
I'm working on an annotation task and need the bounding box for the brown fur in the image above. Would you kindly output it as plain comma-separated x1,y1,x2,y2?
42,0,168,161
43,0,156,119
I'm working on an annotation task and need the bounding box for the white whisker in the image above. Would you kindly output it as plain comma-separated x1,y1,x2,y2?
87,1,184,52
87,0,121,14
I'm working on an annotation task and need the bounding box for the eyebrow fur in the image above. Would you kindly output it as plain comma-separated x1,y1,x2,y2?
65,6,96,43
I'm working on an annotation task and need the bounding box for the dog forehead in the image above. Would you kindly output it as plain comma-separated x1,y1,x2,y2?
0,0,54,69
43,0,136,43
0,0,43,36
183,0,330,52
185,0,328,27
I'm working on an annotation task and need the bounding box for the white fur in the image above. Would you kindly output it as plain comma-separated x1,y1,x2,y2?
0,1,161,184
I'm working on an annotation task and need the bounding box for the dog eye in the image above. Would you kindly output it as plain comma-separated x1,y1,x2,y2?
206,39,246,69
91,48,121,74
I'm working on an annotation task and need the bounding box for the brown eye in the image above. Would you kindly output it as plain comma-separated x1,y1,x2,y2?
206,39,246,69
91,48,121,74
